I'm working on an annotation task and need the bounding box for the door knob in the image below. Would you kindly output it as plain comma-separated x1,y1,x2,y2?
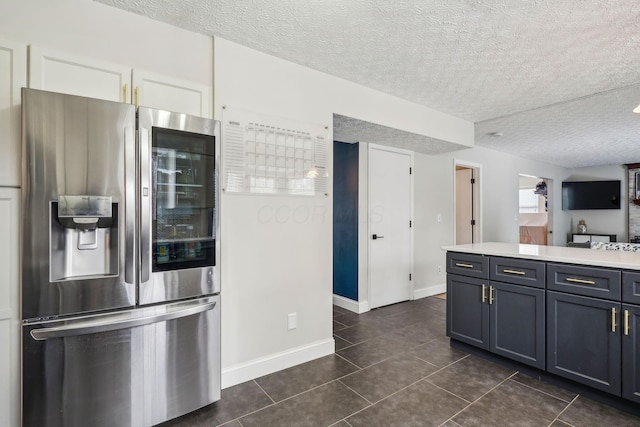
372,234,384,240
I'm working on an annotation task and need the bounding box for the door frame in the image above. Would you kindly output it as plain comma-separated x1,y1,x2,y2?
453,159,482,245
367,143,414,307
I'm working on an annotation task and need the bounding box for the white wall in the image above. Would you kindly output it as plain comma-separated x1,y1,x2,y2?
412,146,573,294
565,164,627,241
213,37,473,384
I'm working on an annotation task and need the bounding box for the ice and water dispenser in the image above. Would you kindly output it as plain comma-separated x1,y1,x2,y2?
50,195,118,281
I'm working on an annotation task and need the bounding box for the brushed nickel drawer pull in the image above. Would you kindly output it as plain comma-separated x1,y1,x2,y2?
455,263,474,268
624,310,630,336
481,284,487,303
489,286,495,305
612,307,617,333
565,277,596,285
503,269,526,275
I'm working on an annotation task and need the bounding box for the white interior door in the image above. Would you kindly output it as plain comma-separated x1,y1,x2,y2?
368,145,412,309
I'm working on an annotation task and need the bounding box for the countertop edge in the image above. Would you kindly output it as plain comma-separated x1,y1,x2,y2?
442,242,640,271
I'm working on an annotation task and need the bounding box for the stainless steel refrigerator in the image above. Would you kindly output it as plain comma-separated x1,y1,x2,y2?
21,88,221,427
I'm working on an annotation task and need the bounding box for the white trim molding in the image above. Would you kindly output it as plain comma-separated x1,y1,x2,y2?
221,338,335,389
413,283,446,300
333,294,370,314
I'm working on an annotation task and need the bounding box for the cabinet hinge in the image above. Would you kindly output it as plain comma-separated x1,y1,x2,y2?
471,219,476,226
409,167,412,175
409,220,412,228
409,273,412,281
470,178,475,184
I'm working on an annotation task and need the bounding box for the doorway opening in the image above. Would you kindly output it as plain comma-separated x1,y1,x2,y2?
454,162,481,245
519,174,553,245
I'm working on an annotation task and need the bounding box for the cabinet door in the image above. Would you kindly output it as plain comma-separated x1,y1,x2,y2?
29,46,130,102
447,274,489,350
547,291,621,395
490,282,545,369
622,304,640,403
0,188,20,427
0,39,26,187
132,69,211,118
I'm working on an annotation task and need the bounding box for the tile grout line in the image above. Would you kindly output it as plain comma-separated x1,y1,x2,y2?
509,375,575,404
252,379,276,404
337,378,374,405
547,394,581,427
334,351,365,370
438,370,519,424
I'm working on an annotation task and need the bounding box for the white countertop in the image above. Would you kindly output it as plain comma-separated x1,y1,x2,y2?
442,242,640,271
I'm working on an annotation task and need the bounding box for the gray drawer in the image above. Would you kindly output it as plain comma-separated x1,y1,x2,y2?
490,257,545,288
622,271,640,305
547,263,621,300
446,252,489,279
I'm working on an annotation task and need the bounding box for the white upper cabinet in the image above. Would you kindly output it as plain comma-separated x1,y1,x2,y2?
0,188,20,427
29,46,130,103
132,69,211,118
0,38,27,187
29,46,212,118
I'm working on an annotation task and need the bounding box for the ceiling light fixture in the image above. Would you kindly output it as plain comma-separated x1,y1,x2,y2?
487,131,503,137
634,103,640,114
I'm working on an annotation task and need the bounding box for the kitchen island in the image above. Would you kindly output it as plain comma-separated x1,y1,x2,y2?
443,242,640,410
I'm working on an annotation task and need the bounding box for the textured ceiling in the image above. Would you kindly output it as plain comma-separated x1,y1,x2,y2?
95,0,640,168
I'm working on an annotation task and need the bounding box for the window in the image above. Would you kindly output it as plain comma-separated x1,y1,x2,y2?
519,189,540,213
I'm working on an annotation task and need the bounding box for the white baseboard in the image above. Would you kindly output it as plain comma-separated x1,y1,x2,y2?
221,338,335,389
332,294,370,314
413,283,446,300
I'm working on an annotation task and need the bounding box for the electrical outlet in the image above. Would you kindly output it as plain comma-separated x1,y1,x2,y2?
287,313,297,330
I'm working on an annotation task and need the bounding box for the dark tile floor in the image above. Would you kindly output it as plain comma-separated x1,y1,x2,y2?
163,296,640,427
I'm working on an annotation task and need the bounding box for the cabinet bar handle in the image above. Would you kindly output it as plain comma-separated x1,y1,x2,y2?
503,269,525,275
481,284,486,303
612,307,617,332
565,277,596,285
455,263,474,268
489,286,494,305
123,83,128,103
624,310,630,336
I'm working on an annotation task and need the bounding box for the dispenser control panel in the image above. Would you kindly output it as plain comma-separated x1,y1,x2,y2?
58,195,112,218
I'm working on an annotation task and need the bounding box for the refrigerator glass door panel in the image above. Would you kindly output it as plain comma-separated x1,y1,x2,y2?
23,296,220,427
21,88,136,319
152,127,215,271
138,107,220,305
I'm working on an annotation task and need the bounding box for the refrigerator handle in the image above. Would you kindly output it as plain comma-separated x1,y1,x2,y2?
125,126,136,285
139,127,151,284
30,300,217,341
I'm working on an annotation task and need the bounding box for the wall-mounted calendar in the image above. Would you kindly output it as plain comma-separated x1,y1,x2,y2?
222,106,329,196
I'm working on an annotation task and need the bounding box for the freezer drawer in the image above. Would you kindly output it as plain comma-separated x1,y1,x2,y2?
23,296,220,427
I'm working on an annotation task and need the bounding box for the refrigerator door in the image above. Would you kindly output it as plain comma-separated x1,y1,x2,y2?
23,296,220,427
138,107,220,305
21,88,136,319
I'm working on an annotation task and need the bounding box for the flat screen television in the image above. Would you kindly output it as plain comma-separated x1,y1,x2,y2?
562,180,621,210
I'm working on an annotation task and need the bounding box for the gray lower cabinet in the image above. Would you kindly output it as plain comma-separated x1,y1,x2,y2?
447,274,545,368
622,304,640,403
490,282,545,369
547,291,621,395
447,273,489,350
